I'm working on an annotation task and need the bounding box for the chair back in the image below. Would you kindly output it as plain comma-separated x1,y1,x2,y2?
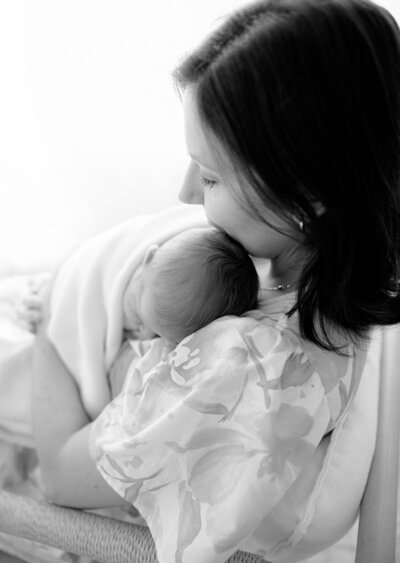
355,325,400,563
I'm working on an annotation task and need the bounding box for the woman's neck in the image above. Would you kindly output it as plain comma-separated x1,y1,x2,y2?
252,247,308,292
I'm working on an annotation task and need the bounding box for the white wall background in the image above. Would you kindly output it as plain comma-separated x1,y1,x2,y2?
0,0,399,274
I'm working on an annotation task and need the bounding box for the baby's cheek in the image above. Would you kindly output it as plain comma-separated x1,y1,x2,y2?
139,325,158,339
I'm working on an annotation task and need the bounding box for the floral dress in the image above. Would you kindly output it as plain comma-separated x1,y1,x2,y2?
90,291,366,563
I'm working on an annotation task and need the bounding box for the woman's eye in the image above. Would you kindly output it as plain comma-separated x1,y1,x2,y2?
200,176,216,189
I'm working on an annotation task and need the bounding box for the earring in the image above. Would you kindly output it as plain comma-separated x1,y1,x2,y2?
292,214,304,231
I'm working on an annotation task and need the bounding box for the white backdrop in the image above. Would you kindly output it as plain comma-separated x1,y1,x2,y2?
0,0,399,274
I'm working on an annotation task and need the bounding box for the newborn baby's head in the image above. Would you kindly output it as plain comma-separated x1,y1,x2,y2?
123,227,259,343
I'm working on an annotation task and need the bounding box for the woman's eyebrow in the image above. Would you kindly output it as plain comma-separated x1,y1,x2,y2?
189,152,220,175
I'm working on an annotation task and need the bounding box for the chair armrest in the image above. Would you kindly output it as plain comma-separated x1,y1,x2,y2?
0,489,156,562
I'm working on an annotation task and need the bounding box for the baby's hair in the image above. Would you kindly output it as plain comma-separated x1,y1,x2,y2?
174,0,400,351
148,227,259,341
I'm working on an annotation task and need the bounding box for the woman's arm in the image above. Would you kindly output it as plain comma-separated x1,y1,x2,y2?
32,288,126,509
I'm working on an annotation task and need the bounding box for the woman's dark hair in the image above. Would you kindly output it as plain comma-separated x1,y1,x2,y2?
173,0,400,351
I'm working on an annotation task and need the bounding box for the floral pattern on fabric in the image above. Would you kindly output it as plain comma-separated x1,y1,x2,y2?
90,300,362,563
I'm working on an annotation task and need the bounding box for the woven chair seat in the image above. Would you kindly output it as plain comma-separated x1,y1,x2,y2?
0,489,267,563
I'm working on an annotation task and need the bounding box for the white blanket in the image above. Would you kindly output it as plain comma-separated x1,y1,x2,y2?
48,204,207,419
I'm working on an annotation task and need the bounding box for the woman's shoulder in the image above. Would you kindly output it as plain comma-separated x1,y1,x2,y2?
178,303,366,427
149,291,360,384
110,296,366,433
193,289,298,338
160,306,313,395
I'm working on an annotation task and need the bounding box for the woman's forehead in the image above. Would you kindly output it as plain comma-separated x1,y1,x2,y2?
183,89,223,175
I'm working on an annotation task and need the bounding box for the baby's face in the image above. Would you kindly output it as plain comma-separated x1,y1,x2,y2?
124,234,198,343
137,278,165,338
123,257,167,340
122,264,154,338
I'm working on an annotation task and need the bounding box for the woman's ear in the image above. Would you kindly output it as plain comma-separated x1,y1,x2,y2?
143,244,159,266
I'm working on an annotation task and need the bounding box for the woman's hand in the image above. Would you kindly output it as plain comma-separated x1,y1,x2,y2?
32,285,126,509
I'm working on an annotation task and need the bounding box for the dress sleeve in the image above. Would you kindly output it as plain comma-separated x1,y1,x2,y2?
90,316,331,563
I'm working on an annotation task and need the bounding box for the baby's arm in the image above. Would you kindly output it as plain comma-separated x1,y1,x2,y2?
108,340,140,398
109,337,174,398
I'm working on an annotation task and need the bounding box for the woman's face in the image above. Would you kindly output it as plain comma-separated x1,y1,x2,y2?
179,89,301,260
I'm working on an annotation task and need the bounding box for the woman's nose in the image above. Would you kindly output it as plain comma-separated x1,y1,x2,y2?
178,161,204,204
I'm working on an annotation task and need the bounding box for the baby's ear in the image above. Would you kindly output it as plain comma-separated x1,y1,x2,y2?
143,244,159,266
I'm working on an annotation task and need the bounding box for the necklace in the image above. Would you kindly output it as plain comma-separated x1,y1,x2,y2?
264,282,294,292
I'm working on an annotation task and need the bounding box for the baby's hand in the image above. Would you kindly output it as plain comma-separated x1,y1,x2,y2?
17,272,52,332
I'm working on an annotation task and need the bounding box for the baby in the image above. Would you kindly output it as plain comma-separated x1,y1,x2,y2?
25,227,259,342
121,227,259,344
22,226,259,416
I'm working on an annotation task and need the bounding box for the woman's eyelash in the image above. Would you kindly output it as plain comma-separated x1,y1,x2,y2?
200,176,216,188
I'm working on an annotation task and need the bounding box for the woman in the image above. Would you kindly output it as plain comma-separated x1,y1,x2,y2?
32,0,400,561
